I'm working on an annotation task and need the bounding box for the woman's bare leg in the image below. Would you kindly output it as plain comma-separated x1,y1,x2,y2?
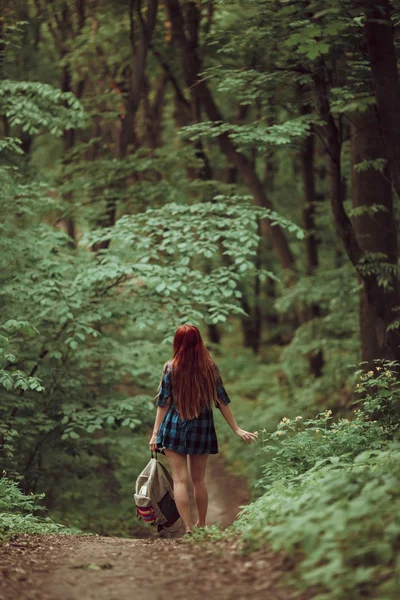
164,449,193,533
189,454,209,527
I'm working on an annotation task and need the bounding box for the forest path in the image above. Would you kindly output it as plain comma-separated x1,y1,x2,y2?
187,451,249,528
0,456,304,600
0,534,303,600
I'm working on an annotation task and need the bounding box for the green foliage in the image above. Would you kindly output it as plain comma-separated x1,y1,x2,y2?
330,86,376,115
256,409,386,490
2,9,400,600
233,445,400,600
0,477,80,540
227,362,400,600
356,254,398,289
0,336,44,394
353,159,387,174
192,524,224,542
181,115,317,151
0,81,87,135
353,360,400,428
0,4,301,535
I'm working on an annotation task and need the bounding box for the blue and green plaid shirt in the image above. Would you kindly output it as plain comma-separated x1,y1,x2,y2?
155,361,231,455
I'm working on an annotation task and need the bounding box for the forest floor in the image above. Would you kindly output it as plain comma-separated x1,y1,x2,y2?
0,455,306,600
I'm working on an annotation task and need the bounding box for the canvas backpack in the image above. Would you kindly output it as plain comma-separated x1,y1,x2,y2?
134,455,183,535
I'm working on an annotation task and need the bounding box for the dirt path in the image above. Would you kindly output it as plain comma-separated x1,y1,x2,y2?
0,456,305,600
195,452,249,528
0,534,303,600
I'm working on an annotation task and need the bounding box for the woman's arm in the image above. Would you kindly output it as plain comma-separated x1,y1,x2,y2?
149,362,172,452
218,401,258,444
214,367,258,444
149,399,170,452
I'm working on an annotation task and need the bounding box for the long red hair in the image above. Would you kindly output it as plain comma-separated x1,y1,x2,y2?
170,324,218,420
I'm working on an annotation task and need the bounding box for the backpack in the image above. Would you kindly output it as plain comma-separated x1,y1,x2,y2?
134,455,183,535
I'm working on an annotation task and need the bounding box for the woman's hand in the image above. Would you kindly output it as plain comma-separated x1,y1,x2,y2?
235,427,258,444
149,432,158,452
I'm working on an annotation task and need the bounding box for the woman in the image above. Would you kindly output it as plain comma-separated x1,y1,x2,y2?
149,324,258,535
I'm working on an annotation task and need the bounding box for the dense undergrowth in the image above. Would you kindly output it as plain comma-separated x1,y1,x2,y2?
215,358,400,600
0,477,80,540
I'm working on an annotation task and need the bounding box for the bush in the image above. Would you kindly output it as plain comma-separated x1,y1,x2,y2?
255,408,389,491
228,360,400,600
233,446,400,600
0,477,80,540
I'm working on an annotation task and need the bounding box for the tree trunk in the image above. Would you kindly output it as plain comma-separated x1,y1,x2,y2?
207,324,221,345
240,264,263,354
61,64,80,246
301,136,319,276
351,107,400,363
46,1,88,247
142,73,168,150
314,62,400,364
363,0,400,200
299,123,324,377
313,64,362,267
95,0,159,245
119,0,159,159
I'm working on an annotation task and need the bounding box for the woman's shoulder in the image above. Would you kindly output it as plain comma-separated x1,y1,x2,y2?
210,360,222,379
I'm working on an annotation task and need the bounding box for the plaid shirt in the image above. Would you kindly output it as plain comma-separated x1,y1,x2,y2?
155,361,231,455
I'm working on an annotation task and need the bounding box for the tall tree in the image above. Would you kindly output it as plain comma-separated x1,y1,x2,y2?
119,0,159,159
314,58,400,363
34,0,88,243
351,107,400,363
363,0,400,200
299,120,324,376
164,0,295,273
